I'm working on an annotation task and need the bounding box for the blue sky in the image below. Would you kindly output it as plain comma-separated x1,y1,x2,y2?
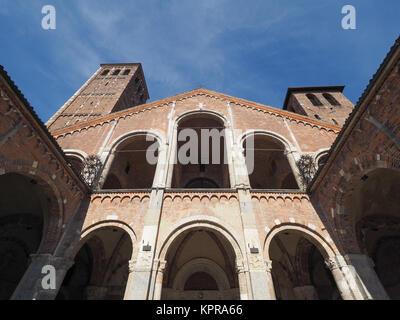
0,0,399,122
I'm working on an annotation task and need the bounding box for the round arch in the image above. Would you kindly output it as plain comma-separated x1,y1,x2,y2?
76,220,137,258
170,109,233,189
64,149,88,162
174,109,230,129
263,224,336,260
333,152,400,252
158,215,245,262
58,221,135,300
101,130,164,190
172,258,231,291
239,130,300,189
0,159,64,253
106,129,165,154
238,130,297,154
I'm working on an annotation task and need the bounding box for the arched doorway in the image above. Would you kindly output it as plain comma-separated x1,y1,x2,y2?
268,228,340,300
348,168,400,299
57,226,133,300
161,227,240,300
172,113,230,188
0,173,52,300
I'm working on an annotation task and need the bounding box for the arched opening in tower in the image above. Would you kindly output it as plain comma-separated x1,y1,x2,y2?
102,134,159,189
162,228,239,300
0,173,49,299
57,226,133,300
243,134,298,189
348,168,400,299
269,230,340,300
172,114,230,188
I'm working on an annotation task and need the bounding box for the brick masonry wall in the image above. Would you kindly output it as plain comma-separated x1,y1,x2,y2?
311,58,400,254
0,76,86,253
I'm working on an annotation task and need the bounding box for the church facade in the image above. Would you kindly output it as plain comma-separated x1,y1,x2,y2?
1,36,399,300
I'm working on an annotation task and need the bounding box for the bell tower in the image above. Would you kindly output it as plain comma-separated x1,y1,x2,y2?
283,86,354,126
47,63,149,131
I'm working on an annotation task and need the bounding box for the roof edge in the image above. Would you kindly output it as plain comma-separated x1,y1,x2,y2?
50,87,342,136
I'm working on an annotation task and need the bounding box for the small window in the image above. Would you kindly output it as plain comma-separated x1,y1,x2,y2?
101,69,109,76
314,114,321,120
112,69,121,76
323,93,341,106
332,118,338,125
123,69,131,75
306,94,323,106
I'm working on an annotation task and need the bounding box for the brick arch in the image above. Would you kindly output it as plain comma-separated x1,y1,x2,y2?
263,224,336,261
0,157,64,254
77,220,137,259
64,149,88,162
157,215,244,264
107,129,165,153
172,258,231,291
238,130,297,154
313,148,329,164
174,108,229,129
333,151,400,253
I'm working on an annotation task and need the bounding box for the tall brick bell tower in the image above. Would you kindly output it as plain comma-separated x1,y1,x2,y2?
47,63,149,131
283,86,354,126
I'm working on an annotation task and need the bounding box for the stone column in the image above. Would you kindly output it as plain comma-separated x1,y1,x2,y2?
325,255,368,300
346,254,389,300
265,260,276,300
153,260,167,300
11,254,74,300
236,261,249,300
123,259,136,300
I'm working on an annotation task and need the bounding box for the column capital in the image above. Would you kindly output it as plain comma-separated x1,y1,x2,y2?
159,260,167,273
128,259,137,273
152,259,167,272
265,259,273,273
324,255,347,271
235,260,247,273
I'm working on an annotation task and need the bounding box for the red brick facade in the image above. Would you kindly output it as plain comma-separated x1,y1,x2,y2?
1,36,399,300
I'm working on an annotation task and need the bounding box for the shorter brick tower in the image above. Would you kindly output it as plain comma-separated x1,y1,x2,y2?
47,63,149,131
283,86,354,126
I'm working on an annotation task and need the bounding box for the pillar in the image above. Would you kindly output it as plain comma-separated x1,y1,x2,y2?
265,260,276,300
123,259,136,300
153,260,167,300
11,254,74,300
236,261,249,300
325,254,371,300
346,254,389,300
